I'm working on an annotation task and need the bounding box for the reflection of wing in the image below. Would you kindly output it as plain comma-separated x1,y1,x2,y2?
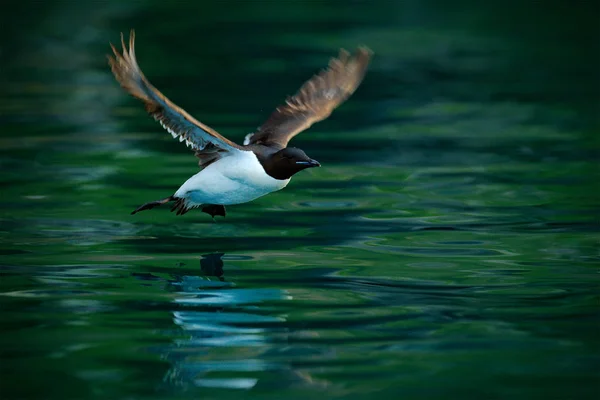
108,30,242,167
247,47,372,148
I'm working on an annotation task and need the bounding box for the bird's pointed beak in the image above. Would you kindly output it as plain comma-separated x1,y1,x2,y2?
297,159,321,168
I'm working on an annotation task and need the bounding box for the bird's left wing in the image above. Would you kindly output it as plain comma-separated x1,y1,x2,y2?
246,47,372,148
108,30,242,166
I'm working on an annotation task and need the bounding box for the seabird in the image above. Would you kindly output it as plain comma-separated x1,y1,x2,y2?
108,30,372,218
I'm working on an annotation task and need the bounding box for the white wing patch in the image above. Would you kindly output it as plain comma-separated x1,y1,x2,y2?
159,120,195,149
243,133,254,146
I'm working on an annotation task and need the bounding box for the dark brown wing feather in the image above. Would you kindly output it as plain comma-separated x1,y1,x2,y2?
107,30,242,168
248,47,372,148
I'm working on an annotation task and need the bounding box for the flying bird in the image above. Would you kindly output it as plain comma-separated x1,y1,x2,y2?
108,30,372,218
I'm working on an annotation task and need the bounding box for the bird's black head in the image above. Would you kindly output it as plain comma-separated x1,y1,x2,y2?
265,147,320,180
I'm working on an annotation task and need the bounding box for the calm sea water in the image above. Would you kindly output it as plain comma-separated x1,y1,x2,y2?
1,1,599,399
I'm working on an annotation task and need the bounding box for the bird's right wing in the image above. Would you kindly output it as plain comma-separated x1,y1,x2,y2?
108,30,243,167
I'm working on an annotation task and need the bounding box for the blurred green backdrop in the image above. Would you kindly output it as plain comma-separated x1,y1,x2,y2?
0,1,598,399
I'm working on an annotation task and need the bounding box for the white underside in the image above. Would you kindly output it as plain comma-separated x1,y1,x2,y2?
174,150,290,208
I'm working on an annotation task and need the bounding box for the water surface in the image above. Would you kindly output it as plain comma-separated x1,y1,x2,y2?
1,1,599,399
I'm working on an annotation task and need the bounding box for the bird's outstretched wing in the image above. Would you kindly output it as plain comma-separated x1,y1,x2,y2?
246,47,372,148
108,30,242,167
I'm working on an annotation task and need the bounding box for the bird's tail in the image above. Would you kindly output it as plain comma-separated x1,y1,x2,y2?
131,195,174,215
170,197,194,216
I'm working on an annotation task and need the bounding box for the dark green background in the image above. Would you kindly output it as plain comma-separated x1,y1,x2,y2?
1,1,599,399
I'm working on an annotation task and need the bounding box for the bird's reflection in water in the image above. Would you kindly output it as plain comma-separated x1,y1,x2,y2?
199,252,225,281
163,253,330,391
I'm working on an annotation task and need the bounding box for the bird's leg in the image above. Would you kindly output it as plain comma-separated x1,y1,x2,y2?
201,204,226,220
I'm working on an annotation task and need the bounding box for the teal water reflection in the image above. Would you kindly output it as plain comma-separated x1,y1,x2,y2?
1,0,599,399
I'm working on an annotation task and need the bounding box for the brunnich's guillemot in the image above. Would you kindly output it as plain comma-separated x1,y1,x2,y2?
108,31,372,218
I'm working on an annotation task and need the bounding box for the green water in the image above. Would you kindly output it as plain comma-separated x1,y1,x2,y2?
1,1,599,399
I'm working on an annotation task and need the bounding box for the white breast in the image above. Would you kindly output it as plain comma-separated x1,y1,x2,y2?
174,150,290,206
